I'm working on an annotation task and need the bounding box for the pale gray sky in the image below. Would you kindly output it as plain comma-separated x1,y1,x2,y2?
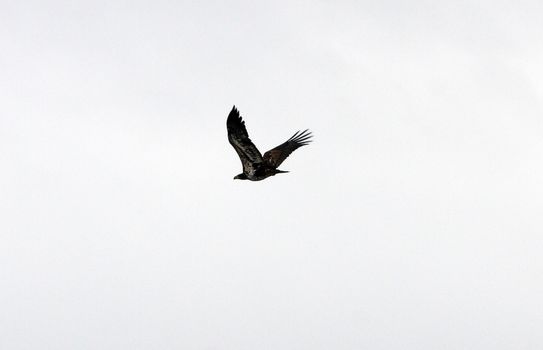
1,1,542,349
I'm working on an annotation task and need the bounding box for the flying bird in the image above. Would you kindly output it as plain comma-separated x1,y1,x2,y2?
227,106,312,181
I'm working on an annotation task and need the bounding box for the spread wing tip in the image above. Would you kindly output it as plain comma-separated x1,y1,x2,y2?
229,105,240,117
289,129,313,145
227,105,244,129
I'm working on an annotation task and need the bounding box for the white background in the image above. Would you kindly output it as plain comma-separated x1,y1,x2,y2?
1,1,542,349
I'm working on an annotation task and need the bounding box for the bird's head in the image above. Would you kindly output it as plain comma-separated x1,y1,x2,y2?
234,173,248,180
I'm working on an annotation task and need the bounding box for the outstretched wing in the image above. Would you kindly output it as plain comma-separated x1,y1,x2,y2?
263,129,312,168
227,106,263,174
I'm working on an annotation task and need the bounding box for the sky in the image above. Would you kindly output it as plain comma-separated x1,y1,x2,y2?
1,1,543,349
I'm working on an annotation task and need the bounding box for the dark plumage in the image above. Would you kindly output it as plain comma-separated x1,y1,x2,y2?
227,106,312,181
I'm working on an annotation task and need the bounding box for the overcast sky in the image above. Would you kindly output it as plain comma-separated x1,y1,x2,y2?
1,1,543,349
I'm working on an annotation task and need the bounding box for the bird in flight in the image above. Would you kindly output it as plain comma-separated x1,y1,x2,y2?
227,106,313,181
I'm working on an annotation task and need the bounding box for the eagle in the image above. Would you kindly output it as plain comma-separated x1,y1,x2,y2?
227,106,313,181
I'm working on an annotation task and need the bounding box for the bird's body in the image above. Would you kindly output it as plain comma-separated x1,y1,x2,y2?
232,166,288,181
227,106,312,181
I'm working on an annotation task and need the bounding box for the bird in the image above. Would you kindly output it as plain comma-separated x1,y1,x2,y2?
227,105,312,181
